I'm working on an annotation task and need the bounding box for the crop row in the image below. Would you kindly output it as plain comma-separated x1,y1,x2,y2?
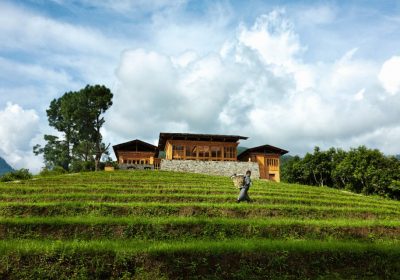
0,202,398,219
15,180,393,203
0,216,399,241
1,238,399,254
0,193,397,210
1,185,396,206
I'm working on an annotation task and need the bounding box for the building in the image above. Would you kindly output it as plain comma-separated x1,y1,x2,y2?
157,132,258,177
238,144,288,182
112,139,159,169
158,132,248,161
113,133,288,182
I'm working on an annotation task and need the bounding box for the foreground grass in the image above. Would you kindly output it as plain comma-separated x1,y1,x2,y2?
0,239,399,280
0,170,399,279
1,216,399,241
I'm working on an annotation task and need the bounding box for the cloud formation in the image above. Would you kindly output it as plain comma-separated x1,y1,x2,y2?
107,10,400,155
379,56,400,95
0,1,127,106
2,1,400,172
0,103,42,172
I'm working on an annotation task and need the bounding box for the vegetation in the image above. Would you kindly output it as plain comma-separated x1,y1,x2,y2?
281,146,400,200
33,85,113,172
0,168,32,182
0,170,399,279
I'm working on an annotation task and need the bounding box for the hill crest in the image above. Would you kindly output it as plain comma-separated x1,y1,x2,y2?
0,156,13,176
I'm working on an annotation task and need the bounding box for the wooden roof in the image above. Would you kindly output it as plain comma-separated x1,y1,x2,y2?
113,139,158,158
237,144,288,160
158,132,248,150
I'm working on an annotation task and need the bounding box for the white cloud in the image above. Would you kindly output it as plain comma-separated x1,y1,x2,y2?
354,88,365,101
106,10,400,156
0,103,42,172
2,1,400,168
238,9,302,69
298,5,337,25
0,57,73,87
0,2,121,55
0,1,126,88
0,2,126,168
379,56,400,95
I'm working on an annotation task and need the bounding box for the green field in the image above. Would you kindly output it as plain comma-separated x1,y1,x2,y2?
0,171,399,279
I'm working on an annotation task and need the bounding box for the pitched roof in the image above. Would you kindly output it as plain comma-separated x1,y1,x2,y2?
158,132,248,150
113,139,158,158
237,144,288,160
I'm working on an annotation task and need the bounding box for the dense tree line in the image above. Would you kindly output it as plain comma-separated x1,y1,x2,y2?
281,146,400,200
34,85,113,172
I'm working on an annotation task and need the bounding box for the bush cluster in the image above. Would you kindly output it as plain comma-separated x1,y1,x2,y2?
39,166,67,176
0,168,33,182
281,146,400,200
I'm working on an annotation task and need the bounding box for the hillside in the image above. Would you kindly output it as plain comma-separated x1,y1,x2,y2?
0,156,13,176
0,170,399,279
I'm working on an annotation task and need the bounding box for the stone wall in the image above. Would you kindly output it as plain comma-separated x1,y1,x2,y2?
160,159,260,179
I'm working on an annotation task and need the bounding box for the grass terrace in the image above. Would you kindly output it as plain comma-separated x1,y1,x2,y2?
0,170,399,279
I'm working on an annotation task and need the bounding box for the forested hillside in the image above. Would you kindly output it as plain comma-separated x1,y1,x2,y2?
0,157,13,176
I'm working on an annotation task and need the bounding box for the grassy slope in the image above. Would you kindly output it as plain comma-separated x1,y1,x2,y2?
0,170,399,279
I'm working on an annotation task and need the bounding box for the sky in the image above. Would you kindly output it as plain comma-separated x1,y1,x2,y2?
1,0,400,173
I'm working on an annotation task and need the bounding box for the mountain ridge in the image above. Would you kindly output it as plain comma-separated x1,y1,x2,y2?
0,156,14,176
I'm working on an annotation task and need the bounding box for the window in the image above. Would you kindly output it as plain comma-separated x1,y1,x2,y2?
211,146,221,158
198,146,210,158
266,158,279,168
186,145,197,158
172,145,184,159
224,146,235,159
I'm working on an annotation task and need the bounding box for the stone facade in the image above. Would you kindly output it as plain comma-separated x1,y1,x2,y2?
160,159,260,178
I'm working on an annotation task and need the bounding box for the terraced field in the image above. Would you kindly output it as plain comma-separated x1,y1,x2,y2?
0,170,399,279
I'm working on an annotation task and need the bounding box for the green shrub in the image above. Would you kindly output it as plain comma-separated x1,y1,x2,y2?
70,161,95,172
388,181,400,200
0,169,33,182
39,166,67,176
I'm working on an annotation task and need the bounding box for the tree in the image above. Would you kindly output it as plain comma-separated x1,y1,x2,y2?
281,146,400,200
74,85,113,171
33,135,70,170
40,92,79,170
34,85,113,171
302,147,334,187
281,155,304,184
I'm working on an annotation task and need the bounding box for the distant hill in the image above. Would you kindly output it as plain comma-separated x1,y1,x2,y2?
237,146,248,155
280,154,294,165
396,155,400,160
0,156,14,176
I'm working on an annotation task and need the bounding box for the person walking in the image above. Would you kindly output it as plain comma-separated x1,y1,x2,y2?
237,170,252,203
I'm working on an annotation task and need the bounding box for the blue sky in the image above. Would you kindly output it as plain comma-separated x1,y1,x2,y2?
1,0,400,172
